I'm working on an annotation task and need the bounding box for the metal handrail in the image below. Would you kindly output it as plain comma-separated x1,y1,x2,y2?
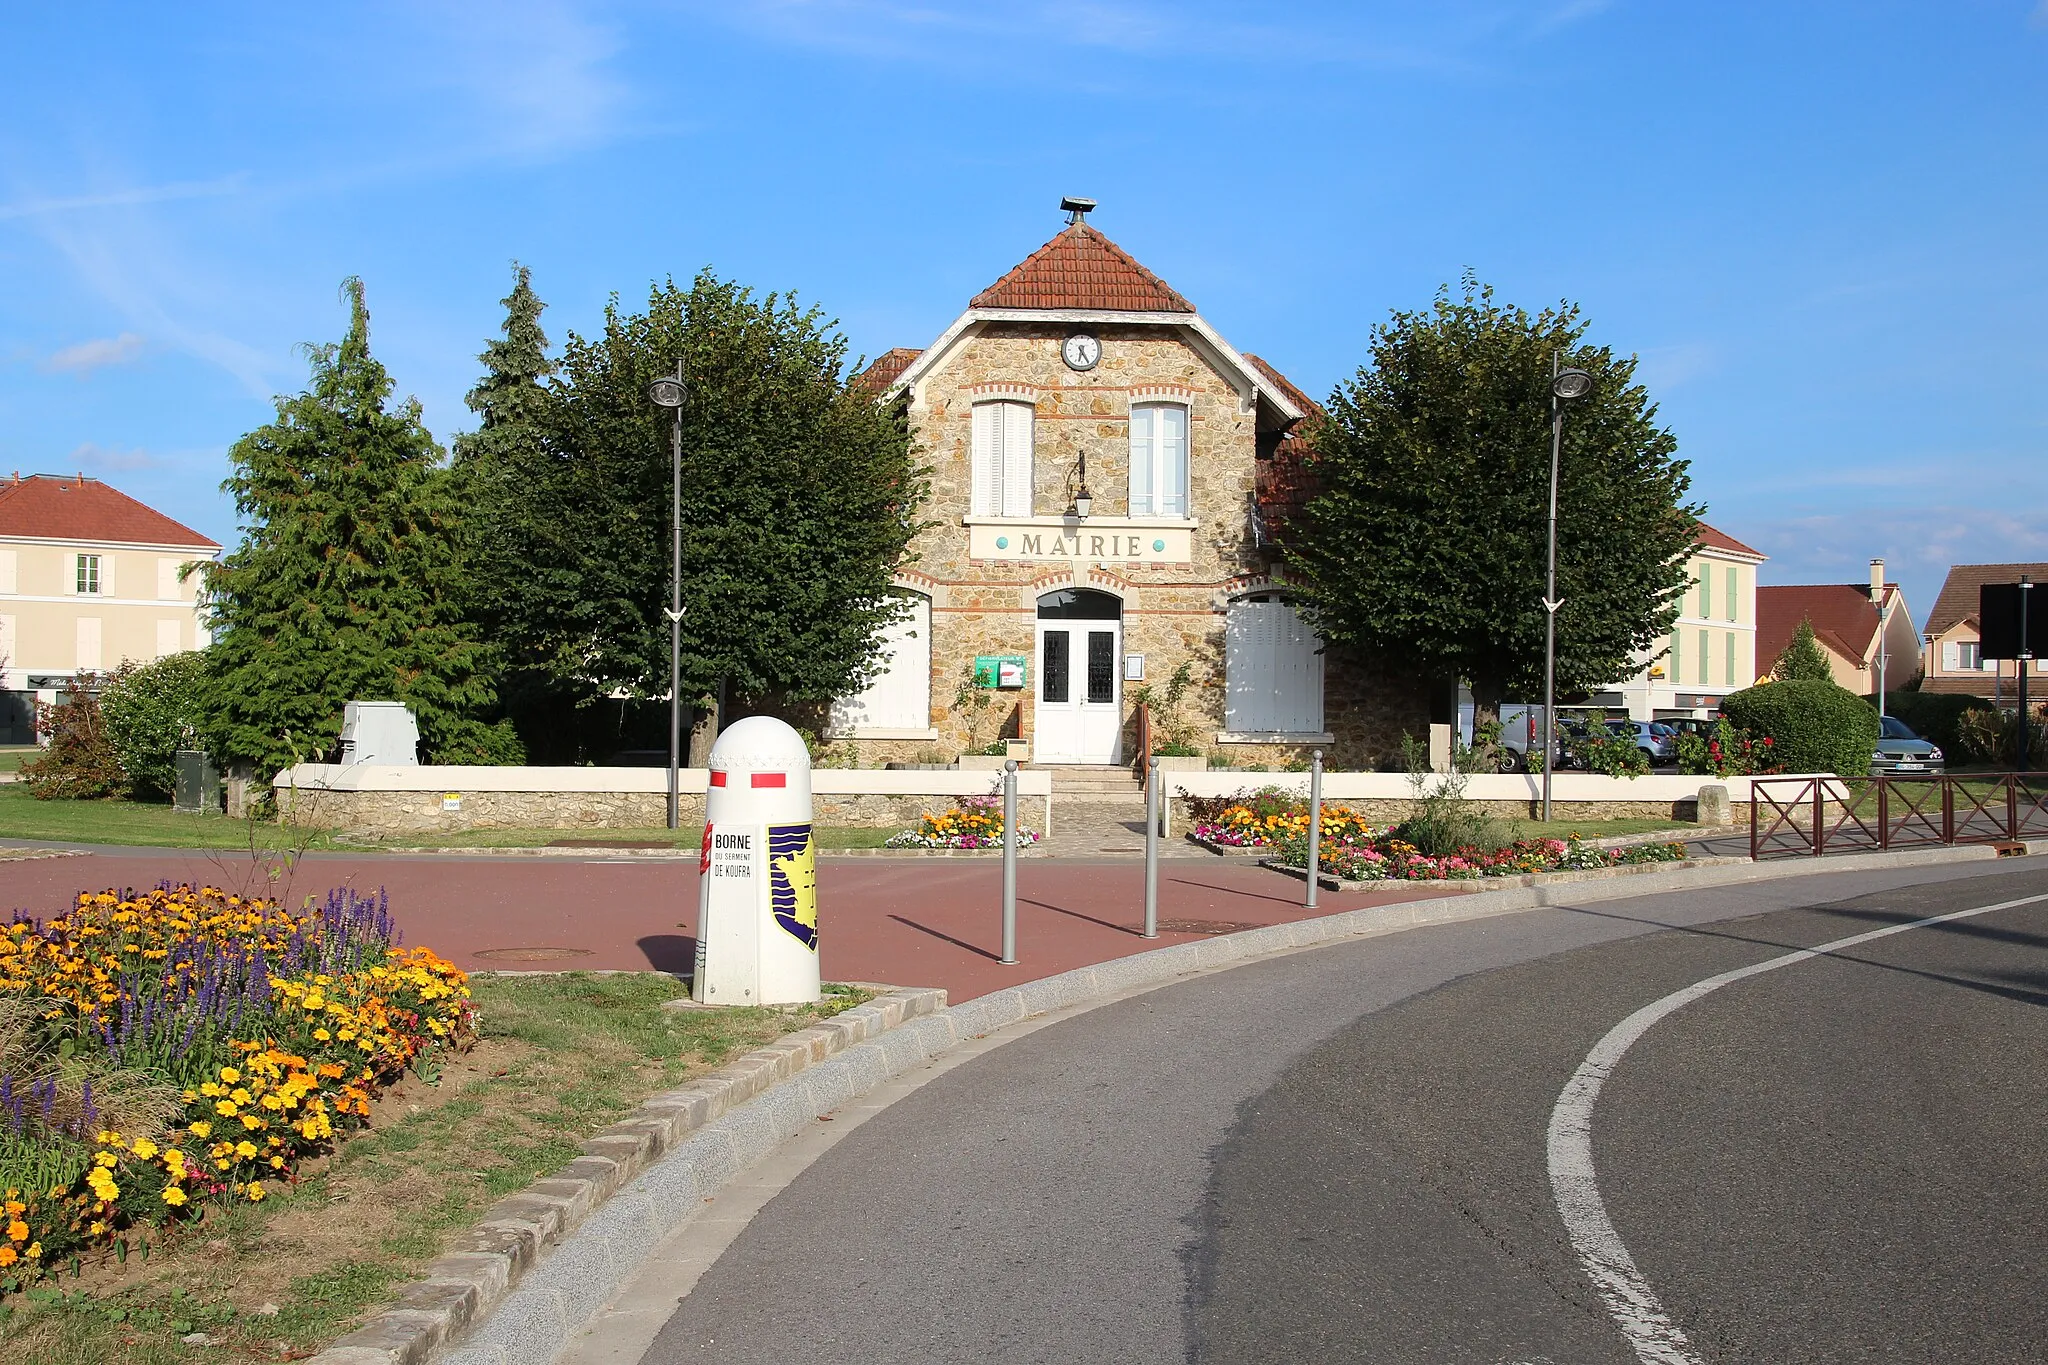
1750,772,2048,858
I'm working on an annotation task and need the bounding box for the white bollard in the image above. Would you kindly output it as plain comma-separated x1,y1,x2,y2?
692,716,821,1006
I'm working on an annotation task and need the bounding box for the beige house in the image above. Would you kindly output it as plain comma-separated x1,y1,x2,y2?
831,206,1426,768
1917,561,2048,702
0,474,219,743
1755,559,1919,697
1604,523,1764,719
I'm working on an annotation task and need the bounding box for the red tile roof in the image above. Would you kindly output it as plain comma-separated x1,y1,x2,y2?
853,347,922,396
1242,355,1321,535
971,224,1195,313
1695,522,1763,558
1924,561,2048,637
0,474,217,549
1757,583,1887,669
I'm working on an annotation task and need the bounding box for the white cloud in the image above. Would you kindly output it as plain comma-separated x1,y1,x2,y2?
394,0,632,160
66,441,163,473
44,332,146,375
0,175,249,222
1746,505,2048,615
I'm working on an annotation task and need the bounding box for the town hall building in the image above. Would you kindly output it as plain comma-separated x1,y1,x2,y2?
827,203,1427,769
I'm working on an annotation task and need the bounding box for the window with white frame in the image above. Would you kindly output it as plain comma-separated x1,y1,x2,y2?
971,401,1034,518
76,554,102,595
1943,639,1985,671
1224,594,1324,733
829,594,932,735
1129,403,1189,517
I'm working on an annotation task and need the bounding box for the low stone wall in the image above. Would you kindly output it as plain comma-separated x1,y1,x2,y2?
1174,796,1752,824
279,785,1052,837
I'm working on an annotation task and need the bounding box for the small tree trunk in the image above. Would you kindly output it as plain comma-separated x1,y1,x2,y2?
686,697,719,768
1468,677,1505,762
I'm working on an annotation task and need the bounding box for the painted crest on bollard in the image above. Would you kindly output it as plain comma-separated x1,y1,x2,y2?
693,716,822,1006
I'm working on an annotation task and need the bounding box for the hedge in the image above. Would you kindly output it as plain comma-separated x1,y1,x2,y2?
1722,679,1882,776
1872,690,1995,758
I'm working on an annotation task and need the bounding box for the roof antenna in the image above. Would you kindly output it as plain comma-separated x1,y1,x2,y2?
1060,196,1097,226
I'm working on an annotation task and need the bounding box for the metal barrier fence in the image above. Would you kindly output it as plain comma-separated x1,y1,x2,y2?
1750,773,2048,859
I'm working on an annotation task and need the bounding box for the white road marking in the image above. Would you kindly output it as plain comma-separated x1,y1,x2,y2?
1546,888,2048,1365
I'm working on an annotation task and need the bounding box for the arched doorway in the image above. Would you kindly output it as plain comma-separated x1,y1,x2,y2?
1034,588,1123,763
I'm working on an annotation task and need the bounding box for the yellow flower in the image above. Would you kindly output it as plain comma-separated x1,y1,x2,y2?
5,1220,24,1241
216,1100,239,1117
245,1182,265,1202
219,1066,241,1083
161,1187,188,1207
187,1121,211,1138
130,1137,158,1160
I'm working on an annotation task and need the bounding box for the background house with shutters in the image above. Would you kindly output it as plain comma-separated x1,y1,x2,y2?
1594,523,1765,720
831,210,1427,769
0,473,220,743
1917,560,2048,704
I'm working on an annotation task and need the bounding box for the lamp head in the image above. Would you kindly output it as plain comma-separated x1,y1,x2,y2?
649,377,685,409
1074,488,1092,519
1552,368,1593,401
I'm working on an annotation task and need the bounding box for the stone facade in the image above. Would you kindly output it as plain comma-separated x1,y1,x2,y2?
838,235,1430,774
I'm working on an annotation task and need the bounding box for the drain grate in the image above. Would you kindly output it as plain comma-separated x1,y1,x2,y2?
1154,918,1262,937
473,947,595,962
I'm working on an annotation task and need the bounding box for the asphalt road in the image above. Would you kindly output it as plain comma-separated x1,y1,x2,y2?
637,857,2048,1364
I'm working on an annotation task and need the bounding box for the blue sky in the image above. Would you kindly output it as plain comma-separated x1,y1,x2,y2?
3,1,2044,622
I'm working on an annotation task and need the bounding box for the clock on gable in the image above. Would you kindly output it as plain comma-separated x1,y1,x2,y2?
1062,333,1100,372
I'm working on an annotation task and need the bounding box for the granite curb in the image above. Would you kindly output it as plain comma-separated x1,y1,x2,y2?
302,985,945,1365
337,839,2037,1365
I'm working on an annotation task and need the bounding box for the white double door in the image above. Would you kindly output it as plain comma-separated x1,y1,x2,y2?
1034,618,1122,764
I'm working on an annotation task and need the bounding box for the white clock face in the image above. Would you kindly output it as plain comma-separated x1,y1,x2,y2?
1063,333,1101,371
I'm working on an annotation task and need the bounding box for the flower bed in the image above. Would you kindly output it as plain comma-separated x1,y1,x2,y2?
1187,789,1377,848
885,795,1041,850
0,885,472,1286
1271,831,1689,882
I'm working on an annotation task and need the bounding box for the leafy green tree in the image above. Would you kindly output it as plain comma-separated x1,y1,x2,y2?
202,278,510,779
1772,617,1835,683
1284,277,1700,731
468,270,926,754
100,652,209,797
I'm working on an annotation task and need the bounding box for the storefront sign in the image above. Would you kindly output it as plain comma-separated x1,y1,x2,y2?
969,520,1194,565
975,655,1028,689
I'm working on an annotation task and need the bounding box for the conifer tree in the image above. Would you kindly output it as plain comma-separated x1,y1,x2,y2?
202,278,507,778
1773,617,1836,683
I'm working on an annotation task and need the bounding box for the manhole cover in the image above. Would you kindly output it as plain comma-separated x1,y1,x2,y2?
1155,919,1261,937
473,947,596,962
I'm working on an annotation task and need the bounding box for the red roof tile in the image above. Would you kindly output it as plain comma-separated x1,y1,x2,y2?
1924,561,2048,637
1695,522,1763,558
1240,355,1322,536
971,224,1195,313
1757,584,1885,669
0,474,217,549
853,347,922,396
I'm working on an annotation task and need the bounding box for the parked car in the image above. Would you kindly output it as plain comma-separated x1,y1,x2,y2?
1605,718,1676,765
1871,715,1944,774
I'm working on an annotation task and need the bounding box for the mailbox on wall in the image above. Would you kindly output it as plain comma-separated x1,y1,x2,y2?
974,655,1028,689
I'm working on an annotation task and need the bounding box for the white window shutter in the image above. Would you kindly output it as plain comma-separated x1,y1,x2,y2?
156,619,182,657
1226,599,1323,732
1224,602,1256,729
0,550,15,595
1941,642,1959,670
830,595,932,734
1001,402,1033,517
971,405,999,517
1161,406,1189,517
0,615,15,665
1129,406,1154,515
77,617,103,671
100,554,114,598
158,558,181,600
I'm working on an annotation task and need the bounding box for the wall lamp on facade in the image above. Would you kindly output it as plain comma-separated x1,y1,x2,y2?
1063,450,1093,520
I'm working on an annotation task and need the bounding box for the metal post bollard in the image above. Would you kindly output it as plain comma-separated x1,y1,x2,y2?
1001,760,1019,964
1143,756,1160,938
1304,749,1324,909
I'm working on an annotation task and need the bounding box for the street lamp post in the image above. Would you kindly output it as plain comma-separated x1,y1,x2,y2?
649,363,687,830
1542,360,1594,823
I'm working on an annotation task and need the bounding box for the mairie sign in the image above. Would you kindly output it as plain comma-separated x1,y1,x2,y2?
967,520,1194,565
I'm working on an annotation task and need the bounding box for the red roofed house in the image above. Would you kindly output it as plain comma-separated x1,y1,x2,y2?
833,203,1426,769
1755,559,1920,698
1917,561,2048,702
0,473,220,743
1601,522,1767,720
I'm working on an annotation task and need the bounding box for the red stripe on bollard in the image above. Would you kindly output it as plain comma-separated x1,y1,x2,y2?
708,771,727,787
751,772,786,788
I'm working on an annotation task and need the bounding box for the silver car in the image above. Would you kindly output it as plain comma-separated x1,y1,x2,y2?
1605,718,1676,765
1871,715,1944,774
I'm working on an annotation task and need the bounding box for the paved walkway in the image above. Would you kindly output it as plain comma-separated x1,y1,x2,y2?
0,843,1451,1002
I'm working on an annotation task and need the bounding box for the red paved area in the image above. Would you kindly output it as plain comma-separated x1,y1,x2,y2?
0,849,1454,1002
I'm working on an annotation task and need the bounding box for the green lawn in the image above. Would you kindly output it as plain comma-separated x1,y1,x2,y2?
0,974,872,1365
0,784,898,851
0,746,34,773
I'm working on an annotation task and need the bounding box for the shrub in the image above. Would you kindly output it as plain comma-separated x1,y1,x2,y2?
1392,742,1509,857
1954,703,2047,766
19,680,125,800
1722,679,1882,775
1772,617,1835,682
1675,719,1780,777
1570,726,1650,777
98,652,211,798
1874,691,1996,759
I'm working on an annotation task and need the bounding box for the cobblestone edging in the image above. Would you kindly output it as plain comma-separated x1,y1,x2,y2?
350,838,2035,1365
305,986,946,1365
0,845,88,861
